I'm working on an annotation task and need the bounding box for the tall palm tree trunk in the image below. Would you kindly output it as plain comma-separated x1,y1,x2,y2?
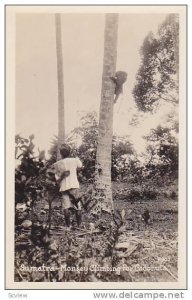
55,13,65,158
95,14,118,214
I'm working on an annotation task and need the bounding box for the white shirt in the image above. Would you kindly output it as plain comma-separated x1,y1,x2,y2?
53,157,82,192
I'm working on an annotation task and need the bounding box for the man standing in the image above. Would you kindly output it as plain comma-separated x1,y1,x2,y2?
53,145,82,228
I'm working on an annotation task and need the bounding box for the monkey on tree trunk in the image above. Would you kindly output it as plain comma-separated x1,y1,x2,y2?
110,71,128,103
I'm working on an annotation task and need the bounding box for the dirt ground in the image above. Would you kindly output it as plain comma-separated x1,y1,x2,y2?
15,181,178,282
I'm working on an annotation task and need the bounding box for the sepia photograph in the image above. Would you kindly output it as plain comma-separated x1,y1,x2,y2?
5,5,187,289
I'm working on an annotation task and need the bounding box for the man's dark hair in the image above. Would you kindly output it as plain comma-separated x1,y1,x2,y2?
60,145,71,158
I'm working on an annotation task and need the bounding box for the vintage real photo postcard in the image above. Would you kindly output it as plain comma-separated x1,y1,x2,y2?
6,5,187,289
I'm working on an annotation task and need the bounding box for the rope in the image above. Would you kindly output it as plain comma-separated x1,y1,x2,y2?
116,95,123,115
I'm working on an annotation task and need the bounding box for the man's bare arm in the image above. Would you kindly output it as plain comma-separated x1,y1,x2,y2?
56,170,70,185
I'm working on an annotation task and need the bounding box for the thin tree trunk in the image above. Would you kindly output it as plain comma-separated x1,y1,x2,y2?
55,13,65,158
95,14,118,214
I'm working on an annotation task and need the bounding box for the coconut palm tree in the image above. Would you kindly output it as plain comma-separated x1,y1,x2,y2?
55,13,65,158
95,13,119,214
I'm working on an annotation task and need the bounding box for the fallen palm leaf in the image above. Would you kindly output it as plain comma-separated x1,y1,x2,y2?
117,243,143,258
163,266,178,281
